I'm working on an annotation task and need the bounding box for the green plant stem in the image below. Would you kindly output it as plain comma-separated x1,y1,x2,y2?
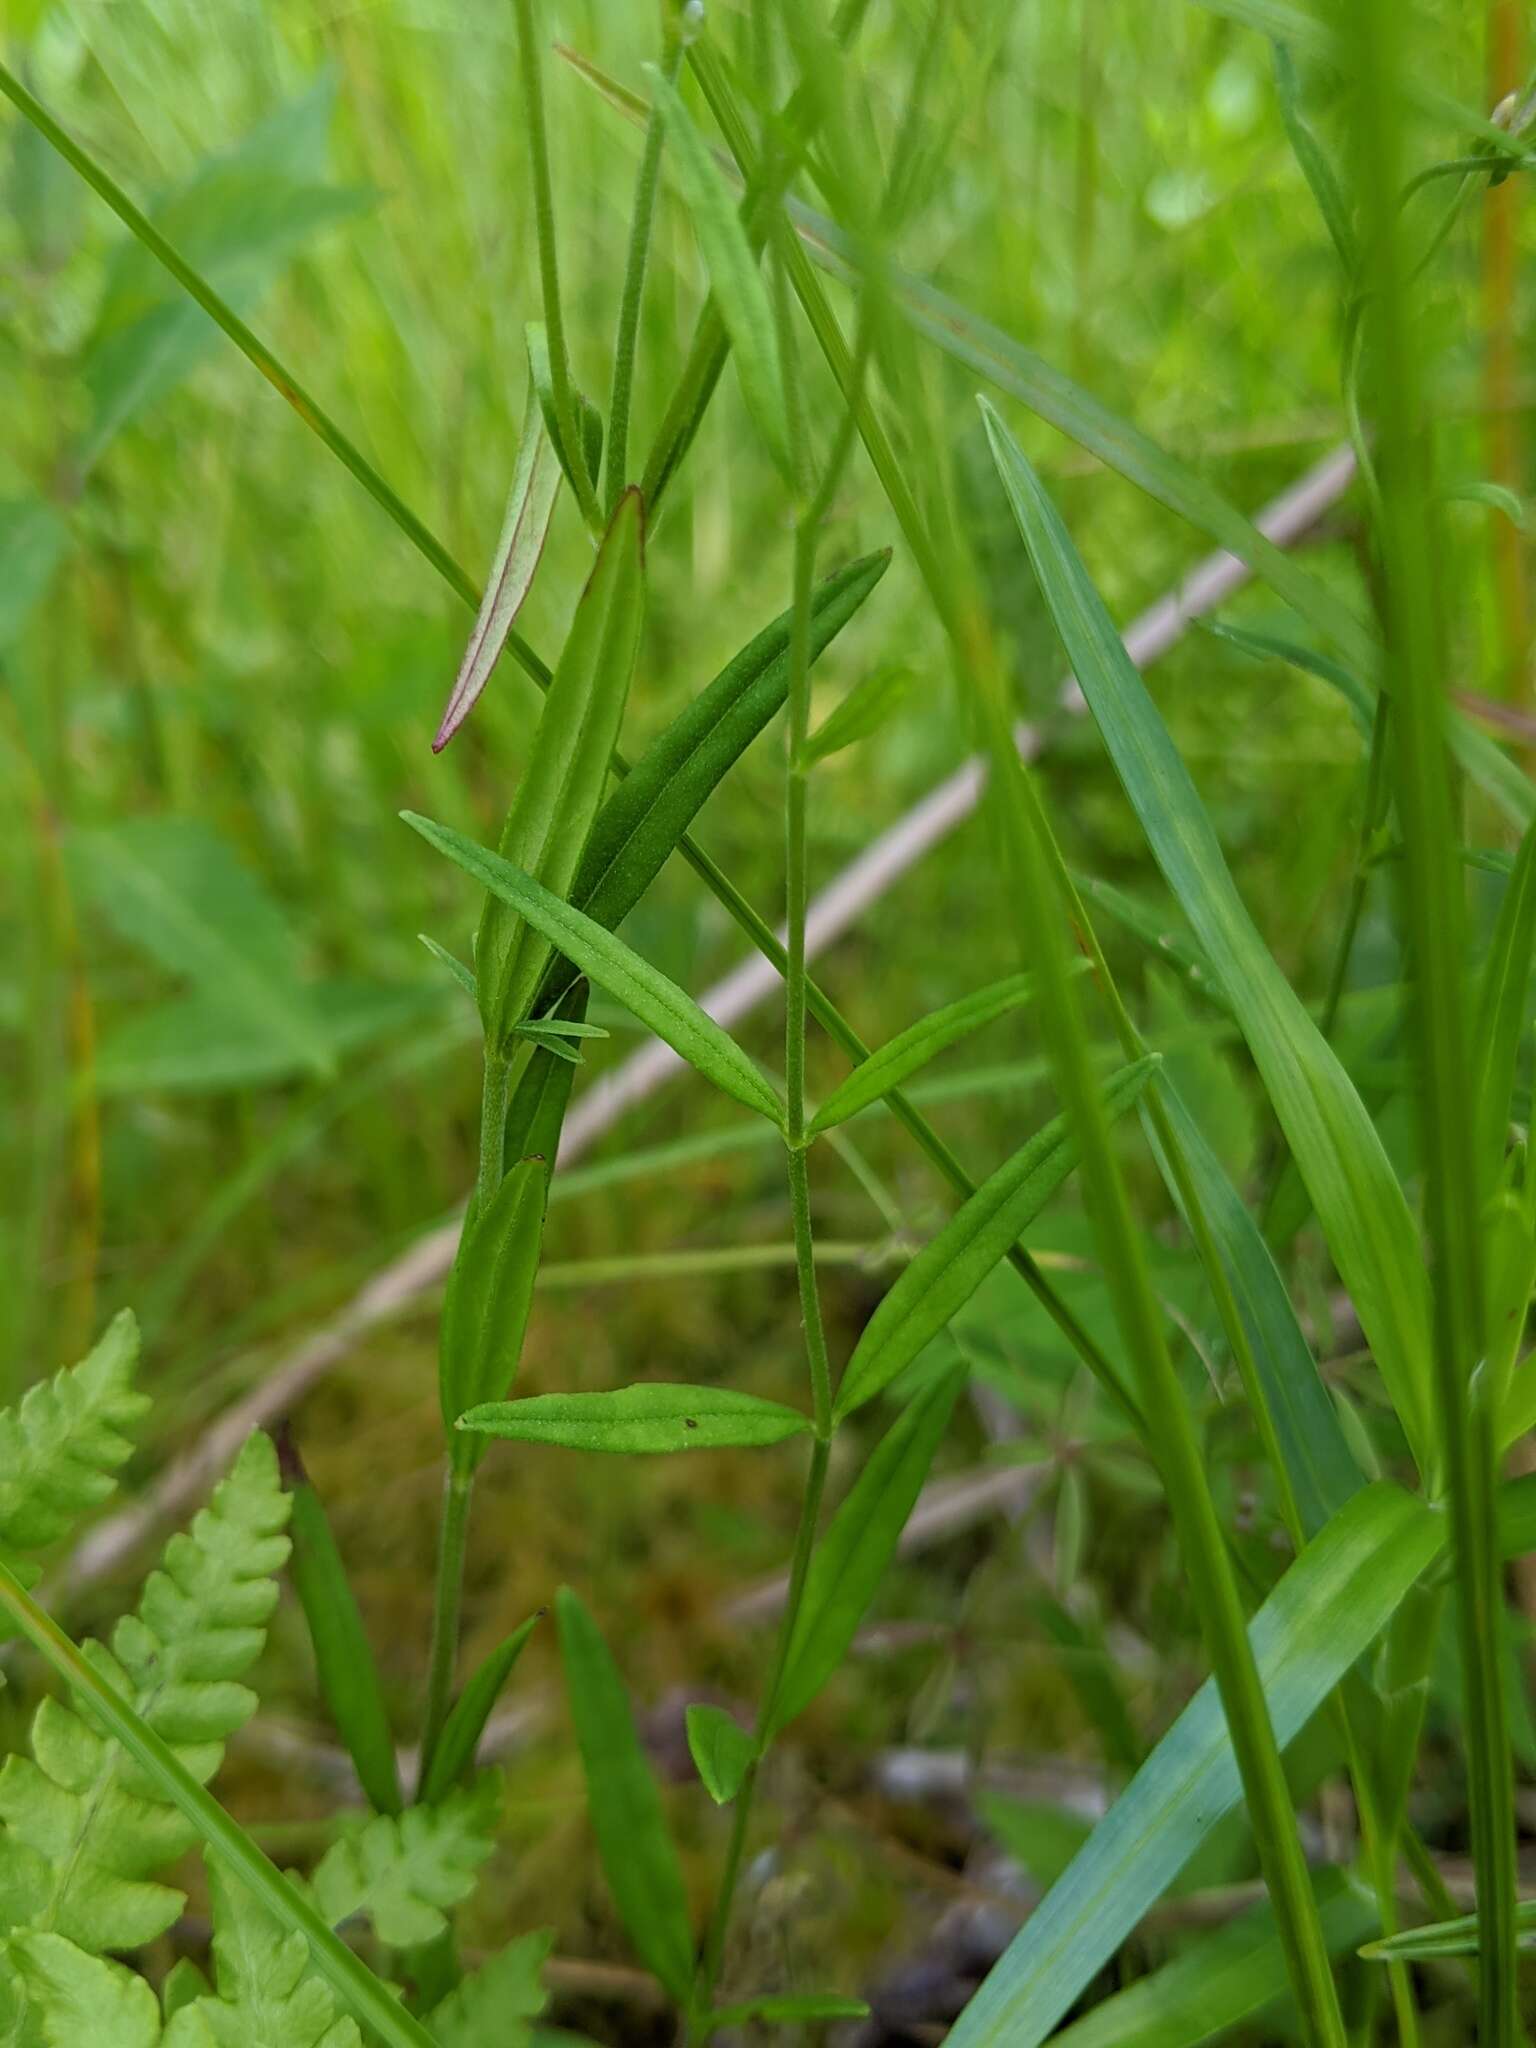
605,28,681,512
511,0,600,531
0,1563,436,2048
0,53,1117,1404
476,1048,511,1218
417,1466,473,1796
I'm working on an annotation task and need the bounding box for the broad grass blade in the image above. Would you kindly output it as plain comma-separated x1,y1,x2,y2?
555,1588,694,2002
434,377,561,751
459,1385,811,1453
946,1482,1444,2048
646,66,790,478
809,970,1074,1136
1050,1870,1376,2047
421,1614,540,1804
280,1434,401,1816
476,490,646,1045
407,813,784,1128
834,1060,1158,1421
983,404,1438,1481
767,1368,964,1737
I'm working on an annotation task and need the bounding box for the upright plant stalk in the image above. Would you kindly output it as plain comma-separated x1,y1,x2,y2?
1348,3,1519,2036
512,0,601,531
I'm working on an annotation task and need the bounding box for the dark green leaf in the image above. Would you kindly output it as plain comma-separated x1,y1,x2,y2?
834,1059,1157,1421
768,1368,964,1737
421,1615,541,1805
555,1589,694,2001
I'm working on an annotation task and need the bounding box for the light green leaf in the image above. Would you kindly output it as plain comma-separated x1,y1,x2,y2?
983,402,1438,1481
476,490,646,1044
646,66,789,477
161,1858,361,2048
427,1930,552,2048
460,1384,810,1455
768,1368,964,1738
555,1589,694,2002
802,665,913,764
685,1704,756,1805
0,1310,147,1552
946,1482,1444,2048
0,499,70,647
1049,1870,1376,2047
809,972,1067,1135
408,813,784,1128
310,1775,501,1949
422,1616,541,1806
525,323,603,502
834,1059,1157,1421
1272,44,1355,272
434,373,561,750
11,1934,164,2048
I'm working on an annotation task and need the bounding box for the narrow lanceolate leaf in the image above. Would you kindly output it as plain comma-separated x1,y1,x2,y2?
834,1060,1157,1421
502,981,589,1171
433,376,561,750
945,1482,1444,2048
802,664,913,764
1361,1897,1536,1962
439,1156,548,1467
279,1435,401,1816
685,1704,756,1805
767,1369,964,1738
1473,819,1536,1178
809,971,1069,1135
1272,44,1356,273
408,814,784,1128
646,65,789,477
983,404,1438,1481
10,1935,164,2048
526,322,604,501
1048,1871,1376,2048
421,1615,540,1805
555,1588,694,2002
1154,1086,1362,1540
459,1384,811,1454
475,490,645,1045
0,1309,147,1551
310,1774,501,1948
535,551,890,1015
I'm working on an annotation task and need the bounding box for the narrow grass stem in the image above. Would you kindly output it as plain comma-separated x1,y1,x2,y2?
605,31,681,512
512,0,601,532
417,1466,474,1796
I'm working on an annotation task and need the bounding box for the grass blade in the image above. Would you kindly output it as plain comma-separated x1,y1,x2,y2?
1050,1871,1377,2048
421,1614,540,1805
278,1432,402,1817
646,65,790,478
459,1385,811,1454
555,1587,694,2001
407,813,784,1129
808,970,1075,1136
1362,1898,1536,1963
433,377,561,751
834,1059,1158,1421
983,401,1438,1482
766,1366,964,1738
947,1482,1443,2048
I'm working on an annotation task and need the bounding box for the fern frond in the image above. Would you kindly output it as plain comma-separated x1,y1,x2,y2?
0,1312,147,1552
310,1774,501,1949
9,1933,161,2048
0,1434,290,1953
427,1928,551,2048
159,1860,360,2048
